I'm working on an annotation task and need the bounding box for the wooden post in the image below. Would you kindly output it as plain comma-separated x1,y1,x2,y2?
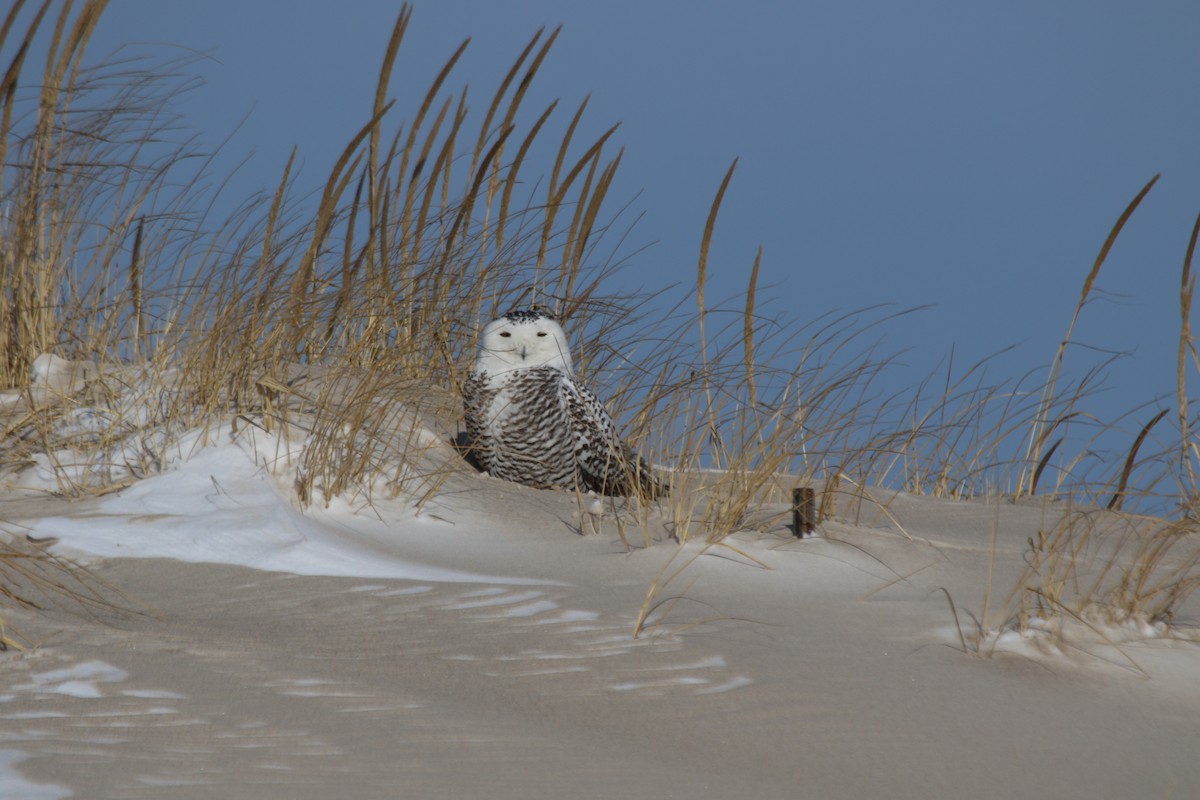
792,487,817,537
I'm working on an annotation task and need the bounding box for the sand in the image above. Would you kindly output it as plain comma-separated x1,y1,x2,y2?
1,417,1198,798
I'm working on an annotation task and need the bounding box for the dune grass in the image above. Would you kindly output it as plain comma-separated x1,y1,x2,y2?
1,1,1198,650
0,521,121,651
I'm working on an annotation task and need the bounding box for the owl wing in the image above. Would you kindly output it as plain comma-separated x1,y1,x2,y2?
461,371,495,472
558,374,663,499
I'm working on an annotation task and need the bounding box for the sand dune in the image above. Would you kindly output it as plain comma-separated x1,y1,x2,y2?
2,419,1198,798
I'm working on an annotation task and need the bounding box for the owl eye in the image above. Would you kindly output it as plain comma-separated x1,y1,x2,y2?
536,331,548,337
499,331,511,337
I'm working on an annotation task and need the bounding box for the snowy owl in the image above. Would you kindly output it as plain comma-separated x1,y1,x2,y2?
462,309,664,499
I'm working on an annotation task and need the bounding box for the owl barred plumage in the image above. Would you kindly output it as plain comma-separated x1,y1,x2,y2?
462,309,665,499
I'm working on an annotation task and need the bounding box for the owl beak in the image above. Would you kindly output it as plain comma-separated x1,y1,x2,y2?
519,345,527,361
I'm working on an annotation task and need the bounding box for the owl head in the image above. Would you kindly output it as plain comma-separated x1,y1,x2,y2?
474,308,574,375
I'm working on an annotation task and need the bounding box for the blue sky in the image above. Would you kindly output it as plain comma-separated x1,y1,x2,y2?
74,1,1200,438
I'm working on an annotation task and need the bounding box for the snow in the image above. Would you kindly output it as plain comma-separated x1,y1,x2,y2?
0,660,134,798
9,660,129,699
0,750,70,800
28,432,551,586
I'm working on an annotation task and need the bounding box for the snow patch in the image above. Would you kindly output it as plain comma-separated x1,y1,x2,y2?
0,750,71,800
13,660,128,699
31,437,548,585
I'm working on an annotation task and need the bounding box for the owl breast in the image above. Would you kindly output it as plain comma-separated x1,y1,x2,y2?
463,365,579,489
